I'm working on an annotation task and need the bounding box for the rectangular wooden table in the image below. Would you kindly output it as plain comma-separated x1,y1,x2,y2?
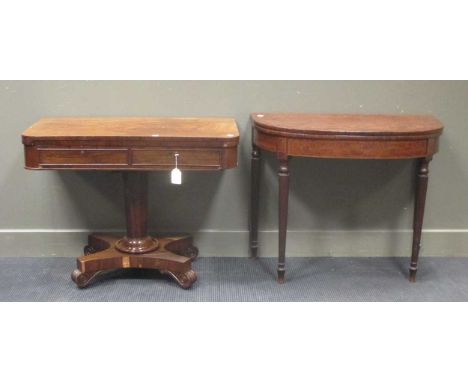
22,117,239,288
249,113,444,283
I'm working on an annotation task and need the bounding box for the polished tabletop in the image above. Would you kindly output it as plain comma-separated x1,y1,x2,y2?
23,117,239,142
251,113,443,137
22,117,239,170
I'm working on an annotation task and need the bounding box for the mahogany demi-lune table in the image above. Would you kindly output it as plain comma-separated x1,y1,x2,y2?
249,113,444,283
22,117,239,289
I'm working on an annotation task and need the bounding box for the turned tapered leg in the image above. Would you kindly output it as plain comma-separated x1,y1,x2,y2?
409,158,431,282
277,156,290,283
249,145,261,258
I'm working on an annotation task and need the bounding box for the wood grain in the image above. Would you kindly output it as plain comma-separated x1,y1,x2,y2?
131,148,221,167
22,117,239,170
251,113,443,137
72,233,198,289
23,117,239,141
38,148,128,165
252,113,443,159
287,137,428,159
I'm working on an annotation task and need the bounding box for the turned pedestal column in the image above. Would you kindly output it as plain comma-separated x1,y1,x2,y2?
115,172,159,254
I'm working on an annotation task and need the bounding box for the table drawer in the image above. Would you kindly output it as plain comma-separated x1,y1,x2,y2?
38,148,128,165
132,149,221,168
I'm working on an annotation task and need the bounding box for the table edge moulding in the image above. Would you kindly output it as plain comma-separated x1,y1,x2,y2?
22,117,239,289
249,112,444,283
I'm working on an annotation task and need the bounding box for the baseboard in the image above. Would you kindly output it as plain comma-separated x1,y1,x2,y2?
0,229,467,257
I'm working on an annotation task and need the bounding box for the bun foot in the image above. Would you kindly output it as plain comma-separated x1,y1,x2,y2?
161,269,197,289
409,269,417,283
71,269,101,288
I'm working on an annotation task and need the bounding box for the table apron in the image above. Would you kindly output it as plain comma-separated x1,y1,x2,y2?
254,130,438,159
24,145,238,170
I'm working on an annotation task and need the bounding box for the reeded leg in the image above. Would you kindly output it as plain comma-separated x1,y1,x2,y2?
249,145,261,258
409,158,430,282
277,156,290,283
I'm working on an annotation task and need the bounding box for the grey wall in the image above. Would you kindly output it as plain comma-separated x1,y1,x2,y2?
1,81,467,257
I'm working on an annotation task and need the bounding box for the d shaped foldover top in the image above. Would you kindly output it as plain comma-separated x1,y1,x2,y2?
22,117,239,289
249,113,444,283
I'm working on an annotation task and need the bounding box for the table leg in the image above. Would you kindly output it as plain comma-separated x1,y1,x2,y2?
278,156,290,283
249,145,261,258
409,158,431,282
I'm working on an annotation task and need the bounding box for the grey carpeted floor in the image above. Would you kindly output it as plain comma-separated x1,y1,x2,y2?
1,257,468,301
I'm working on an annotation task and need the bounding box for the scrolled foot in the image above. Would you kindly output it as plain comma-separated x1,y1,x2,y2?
277,270,285,284
161,269,197,289
71,269,101,288
181,245,199,261
409,269,417,283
